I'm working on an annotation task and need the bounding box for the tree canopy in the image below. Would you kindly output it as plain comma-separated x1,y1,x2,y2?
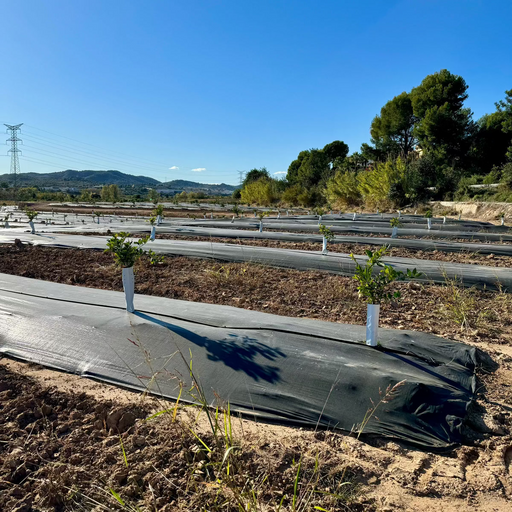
239,70,512,209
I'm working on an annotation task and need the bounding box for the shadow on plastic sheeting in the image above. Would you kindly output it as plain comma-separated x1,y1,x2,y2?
133,311,286,384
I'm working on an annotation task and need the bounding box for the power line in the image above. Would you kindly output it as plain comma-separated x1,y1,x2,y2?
5,123,23,199
20,130,238,177
1,124,239,183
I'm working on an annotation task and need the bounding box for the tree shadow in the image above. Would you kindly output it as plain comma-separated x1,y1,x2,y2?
134,311,286,383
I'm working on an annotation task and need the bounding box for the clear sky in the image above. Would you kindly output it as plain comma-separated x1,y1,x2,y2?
1,0,511,185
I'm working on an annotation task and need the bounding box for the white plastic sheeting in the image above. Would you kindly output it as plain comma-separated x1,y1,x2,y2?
1,232,511,291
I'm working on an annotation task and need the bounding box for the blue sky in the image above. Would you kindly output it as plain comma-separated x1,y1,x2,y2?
1,0,511,185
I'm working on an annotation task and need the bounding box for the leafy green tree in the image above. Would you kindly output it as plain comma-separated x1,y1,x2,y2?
286,150,310,184
243,167,270,187
148,188,160,203
410,69,474,162
298,149,330,187
472,112,511,172
323,140,349,167
370,92,417,158
495,89,512,160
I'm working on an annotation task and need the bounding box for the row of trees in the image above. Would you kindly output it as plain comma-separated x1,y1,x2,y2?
237,70,512,208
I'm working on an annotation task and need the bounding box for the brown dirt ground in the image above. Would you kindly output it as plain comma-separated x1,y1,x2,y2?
1,246,512,510
1,357,511,512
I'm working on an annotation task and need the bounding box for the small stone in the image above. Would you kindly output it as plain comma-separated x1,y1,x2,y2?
113,469,128,485
134,435,145,447
117,412,136,432
41,404,53,416
56,423,70,435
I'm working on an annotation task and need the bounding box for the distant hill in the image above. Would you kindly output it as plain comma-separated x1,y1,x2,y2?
0,170,160,188
157,180,237,195
0,170,237,195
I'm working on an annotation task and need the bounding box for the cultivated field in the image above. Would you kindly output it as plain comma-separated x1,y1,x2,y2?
1,203,512,512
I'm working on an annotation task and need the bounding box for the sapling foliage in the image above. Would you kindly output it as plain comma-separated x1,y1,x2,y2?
350,246,422,305
424,209,433,219
105,232,149,268
231,204,242,217
389,217,401,228
319,224,334,242
147,249,164,265
25,209,38,222
148,216,157,226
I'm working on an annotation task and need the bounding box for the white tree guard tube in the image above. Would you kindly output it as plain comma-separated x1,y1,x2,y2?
211,213,214,219
4,221,9,228
427,218,432,230
122,267,135,313
366,304,380,347
443,216,446,224
353,213,357,220
231,216,235,223
150,226,156,241
322,236,328,254
458,214,462,221
259,220,263,233
277,212,281,219
29,221,35,234
254,212,257,218
398,210,401,218
156,215,162,225
319,215,322,222
286,210,289,216
501,217,505,226
391,226,398,238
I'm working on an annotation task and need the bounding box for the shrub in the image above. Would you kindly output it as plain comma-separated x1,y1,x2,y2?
324,170,362,208
319,224,334,241
24,209,38,222
240,178,281,205
350,246,422,304
357,158,407,210
105,232,150,268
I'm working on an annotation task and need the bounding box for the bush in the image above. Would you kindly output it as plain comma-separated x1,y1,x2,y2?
324,170,362,207
105,232,149,267
500,162,512,189
358,158,407,209
240,178,281,205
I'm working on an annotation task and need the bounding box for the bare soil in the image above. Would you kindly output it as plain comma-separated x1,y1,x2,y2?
1,351,511,512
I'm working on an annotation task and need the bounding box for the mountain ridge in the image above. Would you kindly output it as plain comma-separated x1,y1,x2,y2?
0,170,237,194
